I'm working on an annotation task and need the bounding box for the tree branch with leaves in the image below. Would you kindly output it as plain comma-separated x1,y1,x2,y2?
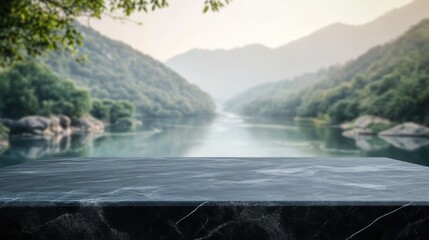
0,0,230,66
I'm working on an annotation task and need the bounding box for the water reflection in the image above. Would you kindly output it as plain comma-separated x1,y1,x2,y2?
0,134,98,168
90,117,213,157
1,113,429,168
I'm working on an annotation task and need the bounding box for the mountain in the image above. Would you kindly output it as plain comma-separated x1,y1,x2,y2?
44,24,216,118
166,0,429,100
228,19,429,125
224,67,337,114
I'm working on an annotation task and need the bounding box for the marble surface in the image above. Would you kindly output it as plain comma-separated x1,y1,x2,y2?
1,157,429,239
1,203,429,239
0,157,428,203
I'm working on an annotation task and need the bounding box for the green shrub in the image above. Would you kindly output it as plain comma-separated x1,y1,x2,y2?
91,99,135,124
0,61,91,120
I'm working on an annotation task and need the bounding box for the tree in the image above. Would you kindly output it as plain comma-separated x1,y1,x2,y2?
0,61,91,119
0,0,230,66
91,99,111,122
90,99,135,124
110,100,135,123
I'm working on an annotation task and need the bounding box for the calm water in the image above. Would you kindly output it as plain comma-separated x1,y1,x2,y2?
1,112,429,168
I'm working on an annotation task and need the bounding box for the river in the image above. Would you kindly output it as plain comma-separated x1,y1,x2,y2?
1,112,429,168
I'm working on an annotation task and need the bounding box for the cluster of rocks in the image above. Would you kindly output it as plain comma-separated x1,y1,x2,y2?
343,115,429,138
0,115,105,138
75,116,105,133
342,115,391,138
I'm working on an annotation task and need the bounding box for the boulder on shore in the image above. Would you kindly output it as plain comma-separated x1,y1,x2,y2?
342,115,391,138
379,122,429,138
0,115,105,137
354,115,391,129
76,116,105,133
0,116,72,137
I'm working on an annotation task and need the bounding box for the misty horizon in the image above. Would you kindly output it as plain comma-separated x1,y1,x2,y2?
83,0,415,61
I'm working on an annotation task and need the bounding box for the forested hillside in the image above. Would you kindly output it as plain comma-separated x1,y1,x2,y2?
44,24,215,117
224,68,336,115
229,19,429,125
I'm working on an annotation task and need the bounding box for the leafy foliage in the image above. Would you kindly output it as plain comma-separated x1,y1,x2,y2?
229,19,429,125
0,61,91,120
43,24,216,117
0,0,230,66
91,99,135,124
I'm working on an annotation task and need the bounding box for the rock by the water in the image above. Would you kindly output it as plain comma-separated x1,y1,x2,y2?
0,115,104,137
342,115,391,138
0,116,71,137
58,115,72,135
379,122,429,138
77,116,105,133
354,115,391,129
19,116,50,130
58,115,71,129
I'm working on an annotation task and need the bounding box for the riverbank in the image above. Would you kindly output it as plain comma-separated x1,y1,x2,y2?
1,113,429,167
0,115,105,139
341,115,429,139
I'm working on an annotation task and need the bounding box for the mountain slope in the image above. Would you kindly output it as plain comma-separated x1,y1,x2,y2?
44,24,215,117
224,67,337,114
166,0,429,100
230,19,429,125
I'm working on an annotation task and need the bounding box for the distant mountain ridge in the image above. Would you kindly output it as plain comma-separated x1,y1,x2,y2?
166,0,429,100
44,24,215,117
227,18,429,125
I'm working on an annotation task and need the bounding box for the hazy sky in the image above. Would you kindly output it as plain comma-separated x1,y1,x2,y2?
84,0,414,61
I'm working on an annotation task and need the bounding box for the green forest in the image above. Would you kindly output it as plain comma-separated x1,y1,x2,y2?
228,19,429,125
224,67,338,116
0,23,217,134
43,24,215,118
0,62,135,124
0,23,216,130
0,62,91,120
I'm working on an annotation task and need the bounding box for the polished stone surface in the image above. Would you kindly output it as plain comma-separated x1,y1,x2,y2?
1,157,429,239
0,157,429,203
1,203,429,239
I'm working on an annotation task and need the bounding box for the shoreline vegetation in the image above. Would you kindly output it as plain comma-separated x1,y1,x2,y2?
43,24,216,118
225,19,429,132
287,115,429,139
0,25,217,147
0,61,138,136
